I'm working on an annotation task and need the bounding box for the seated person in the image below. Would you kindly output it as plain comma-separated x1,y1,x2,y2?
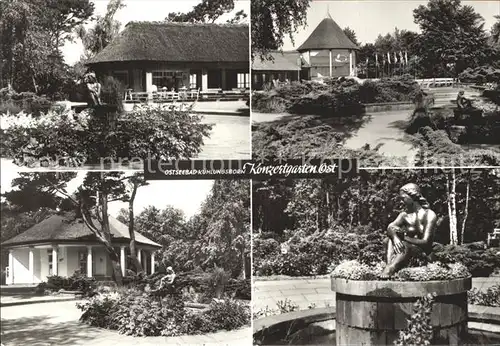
456,90,472,109
381,183,438,278
159,266,176,288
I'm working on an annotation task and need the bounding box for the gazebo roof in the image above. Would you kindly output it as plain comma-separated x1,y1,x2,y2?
87,21,249,65
297,14,359,52
2,212,161,248
252,51,303,71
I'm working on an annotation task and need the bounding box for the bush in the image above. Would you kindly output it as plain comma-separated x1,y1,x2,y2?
100,76,124,114
433,244,500,277
252,76,421,116
77,288,250,337
253,228,385,276
44,273,96,296
468,284,500,307
1,104,213,165
0,89,52,116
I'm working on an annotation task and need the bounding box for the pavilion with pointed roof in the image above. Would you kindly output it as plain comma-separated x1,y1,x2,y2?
298,11,359,79
2,212,161,285
251,10,359,89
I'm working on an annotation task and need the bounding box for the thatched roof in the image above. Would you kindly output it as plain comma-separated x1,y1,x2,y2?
87,21,249,65
297,15,359,51
252,51,302,71
2,212,161,248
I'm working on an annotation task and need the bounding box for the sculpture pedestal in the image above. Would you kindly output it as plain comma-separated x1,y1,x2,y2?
331,277,471,346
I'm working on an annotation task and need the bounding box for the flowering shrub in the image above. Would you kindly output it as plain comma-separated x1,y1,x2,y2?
468,284,500,307
77,287,250,337
1,104,212,166
395,293,436,346
331,260,471,281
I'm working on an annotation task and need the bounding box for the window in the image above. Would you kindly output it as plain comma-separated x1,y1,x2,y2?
153,70,188,90
189,74,197,89
48,249,53,276
237,73,250,89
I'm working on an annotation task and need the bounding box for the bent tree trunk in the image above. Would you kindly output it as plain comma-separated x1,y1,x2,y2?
128,180,143,274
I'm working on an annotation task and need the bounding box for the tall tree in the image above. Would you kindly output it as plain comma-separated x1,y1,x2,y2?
343,27,359,46
413,0,491,77
33,0,94,50
251,0,310,60
166,0,235,23
124,173,148,274
77,0,125,59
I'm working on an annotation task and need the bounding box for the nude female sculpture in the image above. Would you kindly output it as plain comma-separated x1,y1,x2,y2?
380,183,438,278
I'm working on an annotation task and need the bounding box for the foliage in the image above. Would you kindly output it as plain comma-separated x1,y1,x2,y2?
77,0,125,58
434,244,500,277
343,27,359,46
166,0,246,24
358,75,421,103
44,273,96,297
253,229,385,276
331,260,470,281
395,293,436,346
413,0,492,77
1,104,213,165
252,76,421,115
468,284,500,307
0,0,93,95
0,88,52,116
100,76,125,113
251,0,310,59
459,66,500,84
77,288,250,337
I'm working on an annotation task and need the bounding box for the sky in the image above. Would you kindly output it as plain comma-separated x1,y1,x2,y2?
0,168,214,219
62,0,250,65
281,0,500,50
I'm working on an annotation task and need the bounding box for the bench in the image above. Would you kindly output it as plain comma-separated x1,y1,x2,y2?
487,228,500,247
416,78,457,88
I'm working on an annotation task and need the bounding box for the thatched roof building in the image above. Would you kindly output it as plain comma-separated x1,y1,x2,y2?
88,22,249,65
86,22,250,95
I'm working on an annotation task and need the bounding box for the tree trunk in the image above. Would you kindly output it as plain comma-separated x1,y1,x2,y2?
128,181,143,274
99,191,124,285
240,248,246,280
460,170,471,245
446,170,458,245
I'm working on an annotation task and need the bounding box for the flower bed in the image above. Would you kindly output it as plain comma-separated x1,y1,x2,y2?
331,260,471,281
76,287,250,336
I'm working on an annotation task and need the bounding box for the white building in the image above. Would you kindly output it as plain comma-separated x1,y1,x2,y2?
2,212,161,285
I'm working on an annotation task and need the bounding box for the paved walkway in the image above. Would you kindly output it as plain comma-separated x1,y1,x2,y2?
253,276,500,313
1,301,251,345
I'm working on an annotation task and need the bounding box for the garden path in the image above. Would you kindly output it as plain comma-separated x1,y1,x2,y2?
253,276,500,313
1,301,251,346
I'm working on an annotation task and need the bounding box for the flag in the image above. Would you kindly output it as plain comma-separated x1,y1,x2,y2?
399,51,404,65
405,51,408,65
394,51,398,64
375,53,379,66
387,52,391,64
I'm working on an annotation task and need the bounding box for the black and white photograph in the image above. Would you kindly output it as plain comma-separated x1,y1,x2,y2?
251,0,500,167
1,0,250,170
1,170,251,345
252,167,500,345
